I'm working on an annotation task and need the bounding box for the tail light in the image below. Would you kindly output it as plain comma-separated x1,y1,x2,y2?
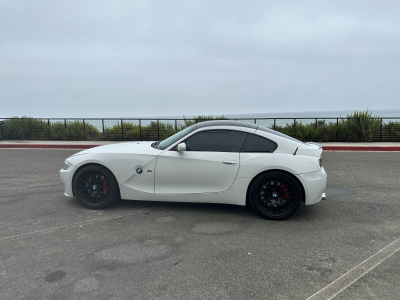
318,159,322,168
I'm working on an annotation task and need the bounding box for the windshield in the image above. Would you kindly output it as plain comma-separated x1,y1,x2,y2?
157,124,197,150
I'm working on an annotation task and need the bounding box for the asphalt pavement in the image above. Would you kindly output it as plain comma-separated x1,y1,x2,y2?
0,149,399,299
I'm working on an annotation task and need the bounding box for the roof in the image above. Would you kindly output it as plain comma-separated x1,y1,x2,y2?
196,120,259,130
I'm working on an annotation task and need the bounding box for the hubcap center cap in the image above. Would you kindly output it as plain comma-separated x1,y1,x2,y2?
270,199,281,205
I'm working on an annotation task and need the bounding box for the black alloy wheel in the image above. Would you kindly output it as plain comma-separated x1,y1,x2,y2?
248,172,302,220
72,165,120,209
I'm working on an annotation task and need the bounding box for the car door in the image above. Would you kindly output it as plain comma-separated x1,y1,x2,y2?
155,130,247,194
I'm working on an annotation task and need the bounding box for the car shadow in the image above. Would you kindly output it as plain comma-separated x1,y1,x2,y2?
116,199,256,216
66,196,325,222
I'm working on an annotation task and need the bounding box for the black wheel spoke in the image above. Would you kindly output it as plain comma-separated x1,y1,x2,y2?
251,175,301,219
75,169,112,207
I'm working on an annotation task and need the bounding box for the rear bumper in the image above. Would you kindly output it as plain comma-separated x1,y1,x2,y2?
297,167,327,205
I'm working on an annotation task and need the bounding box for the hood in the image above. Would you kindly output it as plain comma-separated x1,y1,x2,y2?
71,141,162,156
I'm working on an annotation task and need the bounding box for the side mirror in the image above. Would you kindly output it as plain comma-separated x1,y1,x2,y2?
177,142,186,152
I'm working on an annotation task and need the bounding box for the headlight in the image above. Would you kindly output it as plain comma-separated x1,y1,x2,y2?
63,160,73,170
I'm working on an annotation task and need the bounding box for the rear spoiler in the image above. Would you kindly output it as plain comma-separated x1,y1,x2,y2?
306,142,322,149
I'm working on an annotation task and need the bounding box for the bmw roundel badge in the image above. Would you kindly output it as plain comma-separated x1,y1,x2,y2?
136,168,143,174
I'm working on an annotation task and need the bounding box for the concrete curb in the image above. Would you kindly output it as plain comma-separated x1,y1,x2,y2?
1,144,400,151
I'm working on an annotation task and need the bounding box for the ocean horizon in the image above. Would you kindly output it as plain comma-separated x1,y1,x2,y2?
227,109,400,119
5,109,398,131
192,109,400,120
5,108,400,120
142,108,400,120
130,108,400,128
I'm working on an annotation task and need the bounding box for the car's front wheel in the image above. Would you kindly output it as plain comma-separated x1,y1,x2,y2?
72,165,120,209
248,172,302,220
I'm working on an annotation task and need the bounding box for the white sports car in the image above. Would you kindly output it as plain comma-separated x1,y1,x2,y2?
60,121,327,220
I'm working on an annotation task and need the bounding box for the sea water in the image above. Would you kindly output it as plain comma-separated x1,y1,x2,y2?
80,108,400,132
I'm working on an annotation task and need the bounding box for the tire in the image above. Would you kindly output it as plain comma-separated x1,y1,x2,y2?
72,164,120,210
248,172,302,220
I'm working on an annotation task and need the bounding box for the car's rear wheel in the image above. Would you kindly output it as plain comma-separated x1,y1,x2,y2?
248,172,302,220
72,165,119,210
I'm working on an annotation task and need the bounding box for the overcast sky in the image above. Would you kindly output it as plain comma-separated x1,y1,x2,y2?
1,0,399,118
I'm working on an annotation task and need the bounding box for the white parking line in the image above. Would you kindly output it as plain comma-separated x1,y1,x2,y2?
0,209,156,243
306,237,400,300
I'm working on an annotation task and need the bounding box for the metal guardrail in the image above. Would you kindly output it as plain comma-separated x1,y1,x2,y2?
0,117,399,142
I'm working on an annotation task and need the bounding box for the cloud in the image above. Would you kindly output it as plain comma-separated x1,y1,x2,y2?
1,0,399,118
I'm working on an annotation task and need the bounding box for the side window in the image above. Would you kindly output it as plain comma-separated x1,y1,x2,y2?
241,134,277,153
186,130,247,152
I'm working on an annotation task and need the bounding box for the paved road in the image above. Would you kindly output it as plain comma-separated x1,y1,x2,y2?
0,149,399,299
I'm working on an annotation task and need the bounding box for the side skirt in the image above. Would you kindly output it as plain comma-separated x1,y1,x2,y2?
119,177,251,206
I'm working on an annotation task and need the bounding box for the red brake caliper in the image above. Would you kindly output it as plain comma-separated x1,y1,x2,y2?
281,183,290,198
103,178,109,197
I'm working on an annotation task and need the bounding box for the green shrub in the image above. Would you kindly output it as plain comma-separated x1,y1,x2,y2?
382,121,400,138
1,117,101,140
1,112,399,142
337,110,381,142
104,121,177,141
2,117,48,140
183,115,228,127
270,110,399,142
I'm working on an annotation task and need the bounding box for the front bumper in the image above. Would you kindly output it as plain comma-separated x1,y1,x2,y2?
297,167,327,205
60,166,76,197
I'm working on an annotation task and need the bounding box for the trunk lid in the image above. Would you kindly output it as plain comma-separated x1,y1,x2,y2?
296,142,323,158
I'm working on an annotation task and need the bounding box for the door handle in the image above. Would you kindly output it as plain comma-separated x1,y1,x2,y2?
222,160,237,165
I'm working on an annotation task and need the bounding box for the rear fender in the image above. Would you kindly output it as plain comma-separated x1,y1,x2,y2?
238,153,320,179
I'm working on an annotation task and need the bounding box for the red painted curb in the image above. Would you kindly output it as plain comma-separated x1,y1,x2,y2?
323,146,400,151
0,144,97,149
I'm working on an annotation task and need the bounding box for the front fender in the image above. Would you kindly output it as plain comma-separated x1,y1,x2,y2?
66,152,157,194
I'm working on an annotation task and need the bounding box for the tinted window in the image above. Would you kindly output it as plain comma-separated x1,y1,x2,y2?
186,130,247,152
256,126,304,144
241,134,277,153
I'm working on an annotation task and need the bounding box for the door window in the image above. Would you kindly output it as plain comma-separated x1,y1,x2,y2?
241,134,277,153
185,130,247,152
